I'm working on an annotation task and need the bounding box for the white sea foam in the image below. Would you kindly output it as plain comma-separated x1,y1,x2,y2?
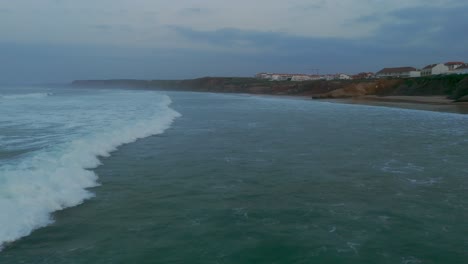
0,89,180,250
0,93,52,100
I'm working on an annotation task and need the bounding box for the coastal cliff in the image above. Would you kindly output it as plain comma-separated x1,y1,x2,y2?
72,75,468,102
72,78,350,96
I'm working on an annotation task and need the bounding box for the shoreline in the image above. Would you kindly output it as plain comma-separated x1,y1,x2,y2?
70,76,468,114
178,91,468,115
249,93,468,114
318,96,468,114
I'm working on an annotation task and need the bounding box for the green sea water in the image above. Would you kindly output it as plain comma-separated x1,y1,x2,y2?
1,91,467,263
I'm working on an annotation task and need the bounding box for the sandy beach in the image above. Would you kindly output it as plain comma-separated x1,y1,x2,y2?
261,94,468,114
321,95,468,114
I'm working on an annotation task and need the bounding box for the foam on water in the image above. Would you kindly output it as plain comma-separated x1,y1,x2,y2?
0,92,52,100
0,88,181,249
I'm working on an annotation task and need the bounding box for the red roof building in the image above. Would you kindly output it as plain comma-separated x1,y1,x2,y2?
445,61,465,71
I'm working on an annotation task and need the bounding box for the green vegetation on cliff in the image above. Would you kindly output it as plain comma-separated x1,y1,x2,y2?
381,75,468,100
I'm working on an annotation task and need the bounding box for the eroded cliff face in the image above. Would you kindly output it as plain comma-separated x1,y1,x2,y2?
311,80,405,99
72,75,468,101
313,76,468,100
72,78,376,96
452,77,468,102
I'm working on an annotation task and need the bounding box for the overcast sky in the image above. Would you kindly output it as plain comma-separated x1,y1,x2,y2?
1,0,467,83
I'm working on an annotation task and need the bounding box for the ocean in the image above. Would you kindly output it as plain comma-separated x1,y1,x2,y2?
0,86,467,263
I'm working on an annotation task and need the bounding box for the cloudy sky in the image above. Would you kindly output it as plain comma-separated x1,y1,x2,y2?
1,0,467,83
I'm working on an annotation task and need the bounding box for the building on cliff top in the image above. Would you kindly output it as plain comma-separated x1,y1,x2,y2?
337,74,352,80
255,73,273,79
291,74,322,81
451,64,468,75
445,62,465,71
376,67,420,78
352,72,374,80
421,63,449,76
255,73,323,81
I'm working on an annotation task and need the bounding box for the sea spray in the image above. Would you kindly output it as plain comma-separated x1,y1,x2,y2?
0,89,180,249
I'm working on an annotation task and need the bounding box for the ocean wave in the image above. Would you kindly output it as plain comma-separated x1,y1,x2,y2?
0,95,181,250
0,93,53,100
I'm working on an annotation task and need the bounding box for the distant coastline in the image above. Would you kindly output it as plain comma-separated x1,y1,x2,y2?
71,75,468,114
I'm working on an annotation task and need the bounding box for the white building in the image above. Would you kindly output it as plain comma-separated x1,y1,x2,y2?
421,63,449,76
409,71,421,78
323,75,333,81
337,74,351,80
375,67,420,78
290,74,322,81
270,74,293,81
445,62,465,71
452,65,468,75
255,73,272,79
290,75,311,81
255,73,291,81
256,72,324,82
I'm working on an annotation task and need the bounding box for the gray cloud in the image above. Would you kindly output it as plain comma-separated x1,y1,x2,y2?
92,24,113,31
366,4,468,55
0,1,467,83
91,24,134,33
352,14,380,24
289,1,327,11
179,7,210,15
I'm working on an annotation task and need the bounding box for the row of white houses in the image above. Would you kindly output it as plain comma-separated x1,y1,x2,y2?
255,73,322,81
375,62,468,78
256,61,468,82
255,73,352,81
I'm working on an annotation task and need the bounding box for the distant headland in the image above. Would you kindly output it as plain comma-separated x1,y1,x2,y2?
72,74,468,103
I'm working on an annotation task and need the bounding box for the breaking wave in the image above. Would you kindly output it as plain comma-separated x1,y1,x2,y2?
0,93,53,100
0,91,180,250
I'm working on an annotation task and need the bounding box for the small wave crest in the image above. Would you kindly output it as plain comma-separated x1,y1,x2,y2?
0,93,53,100
0,94,181,250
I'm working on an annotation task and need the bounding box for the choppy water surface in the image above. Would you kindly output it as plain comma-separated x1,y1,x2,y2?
1,90,467,263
